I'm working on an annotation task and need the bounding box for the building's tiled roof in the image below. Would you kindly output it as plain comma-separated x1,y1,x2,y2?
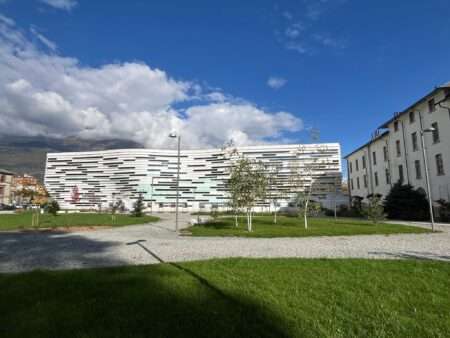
345,81,449,160
379,82,450,129
343,130,389,159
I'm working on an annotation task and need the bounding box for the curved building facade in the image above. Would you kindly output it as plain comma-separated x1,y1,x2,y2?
44,143,341,212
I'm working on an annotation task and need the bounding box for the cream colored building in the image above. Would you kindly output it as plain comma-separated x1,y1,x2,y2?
345,82,450,204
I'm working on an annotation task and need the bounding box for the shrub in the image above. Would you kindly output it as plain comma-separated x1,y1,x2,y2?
350,196,364,217
132,194,144,217
384,183,429,221
364,194,385,224
48,200,60,216
436,199,450,222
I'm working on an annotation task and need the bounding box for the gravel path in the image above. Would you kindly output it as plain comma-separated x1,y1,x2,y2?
1,214,449,273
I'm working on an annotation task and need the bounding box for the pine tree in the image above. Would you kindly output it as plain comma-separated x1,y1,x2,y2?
132,193,144,217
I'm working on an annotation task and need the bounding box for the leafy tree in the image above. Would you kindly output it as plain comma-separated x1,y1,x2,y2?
132,193,145,217
222,140,242,227
266,164,282,224
227,157,267,232
48,200,60,216
384,183,429,221
364,194,385,224
288,156,318,229
294,193,321,219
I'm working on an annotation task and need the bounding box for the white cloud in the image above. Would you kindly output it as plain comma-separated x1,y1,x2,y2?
0,13,14,26
267,77,287,90
277,0,347,55
0,15,302,149
285,23,303,39
39,0,77,11
30,26,57,51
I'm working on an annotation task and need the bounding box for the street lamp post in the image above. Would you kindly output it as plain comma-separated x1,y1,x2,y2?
420,127,435,231
169,133,181,232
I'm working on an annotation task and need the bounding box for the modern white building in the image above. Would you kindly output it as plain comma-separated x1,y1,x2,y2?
345,82,450,204
44,143,342,212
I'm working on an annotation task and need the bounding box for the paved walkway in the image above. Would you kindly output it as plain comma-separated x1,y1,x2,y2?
1,214,449,272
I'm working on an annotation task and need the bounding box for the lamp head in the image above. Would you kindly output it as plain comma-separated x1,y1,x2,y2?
169,132,177,138
422,127,435,133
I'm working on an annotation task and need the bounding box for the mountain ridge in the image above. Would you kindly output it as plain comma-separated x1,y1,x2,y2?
0,135,144,182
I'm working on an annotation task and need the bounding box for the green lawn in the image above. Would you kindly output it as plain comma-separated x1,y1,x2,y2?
187,216,431,237
0,212,159,231
0,258,449,337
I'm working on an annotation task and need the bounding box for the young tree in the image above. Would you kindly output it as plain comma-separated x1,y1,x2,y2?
364,194,385,224
48,200,60,216
227,157,267,232
227,182,243,227
289,156,318,229
71,186,80,204
132,193,144,217
266,164,282,224
222,139,242,226
110,191,126,224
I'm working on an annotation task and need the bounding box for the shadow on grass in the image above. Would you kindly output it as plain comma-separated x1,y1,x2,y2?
0,255,291,338
0,231,126,272
369,250,450,261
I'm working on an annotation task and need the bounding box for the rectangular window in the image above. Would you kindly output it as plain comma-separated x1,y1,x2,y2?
372,151,377,165
349,161,353,173
357,177,360,189
409,111,415,123
411,132,418,152
356,159,359,171
431,122,440,143
396,140,401,157
351,179,354,190
398,164,404,183
415,160,422,179
374,172,379,186
363,174,368,188
428,98,435,112
436,154,445,176
383,146,388,162
385,168,391,184
362,155,366,169
394,120,399,131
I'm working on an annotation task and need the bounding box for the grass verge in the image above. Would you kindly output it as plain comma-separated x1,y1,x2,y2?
0,212,159,231
186,216,431,237
0,258,448,337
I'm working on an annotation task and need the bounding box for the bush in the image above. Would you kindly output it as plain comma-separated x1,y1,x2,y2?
384,183,430,221
350,196,364,217
436,199,450,222
364,194,385,224
48,200,60,216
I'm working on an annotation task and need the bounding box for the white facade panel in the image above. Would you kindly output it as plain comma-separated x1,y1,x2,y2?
45,143,342,212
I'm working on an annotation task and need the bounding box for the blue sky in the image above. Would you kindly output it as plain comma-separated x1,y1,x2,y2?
1,0,450,156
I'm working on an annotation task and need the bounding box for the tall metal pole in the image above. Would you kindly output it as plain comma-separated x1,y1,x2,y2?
420,130,435,231
175,136,181,232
